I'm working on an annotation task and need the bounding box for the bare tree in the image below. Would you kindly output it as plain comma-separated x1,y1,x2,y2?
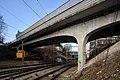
0,15,6,43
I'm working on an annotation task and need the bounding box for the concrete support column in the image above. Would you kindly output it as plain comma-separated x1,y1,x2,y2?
77,39,85,71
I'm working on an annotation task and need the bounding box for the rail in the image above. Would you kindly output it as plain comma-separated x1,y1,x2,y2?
0,63,63,80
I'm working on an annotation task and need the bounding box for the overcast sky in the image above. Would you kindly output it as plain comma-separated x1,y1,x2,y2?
0,0,68,42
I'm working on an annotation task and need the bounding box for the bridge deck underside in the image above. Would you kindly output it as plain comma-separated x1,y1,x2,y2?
10,0,120,49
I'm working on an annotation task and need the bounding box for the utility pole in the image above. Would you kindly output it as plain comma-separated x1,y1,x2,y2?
22,41,24,65
66,49,68,62
52,45,54,64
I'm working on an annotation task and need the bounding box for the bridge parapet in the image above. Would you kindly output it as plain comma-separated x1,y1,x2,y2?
17,0,106,41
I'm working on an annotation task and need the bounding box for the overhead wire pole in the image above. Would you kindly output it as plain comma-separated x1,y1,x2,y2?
22,41,24,65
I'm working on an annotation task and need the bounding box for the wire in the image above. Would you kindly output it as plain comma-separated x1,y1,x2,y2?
3,32,14,37
0,5,28,26
37,0,48,15
22,0,49,29
5,23,19,31
22,0,41,18
36,0,54,28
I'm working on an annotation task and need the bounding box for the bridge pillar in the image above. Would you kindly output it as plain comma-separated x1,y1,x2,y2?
77,39,85,71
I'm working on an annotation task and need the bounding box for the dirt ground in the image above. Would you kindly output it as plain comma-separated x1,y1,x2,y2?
77,48,120,80
0,60,42,68
0,60,22,68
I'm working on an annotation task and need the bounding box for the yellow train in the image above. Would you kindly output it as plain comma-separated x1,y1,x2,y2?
16,50,29,59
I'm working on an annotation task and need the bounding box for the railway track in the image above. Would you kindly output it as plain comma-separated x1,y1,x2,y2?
0,62,63,79
0,62,76,80
0,62,52,75
37,64,75,80
0,61,51,70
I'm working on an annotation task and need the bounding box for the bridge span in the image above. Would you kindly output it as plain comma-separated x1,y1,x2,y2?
10,0,120,72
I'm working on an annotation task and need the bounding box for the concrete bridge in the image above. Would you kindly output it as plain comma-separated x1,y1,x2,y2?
10,0,120,71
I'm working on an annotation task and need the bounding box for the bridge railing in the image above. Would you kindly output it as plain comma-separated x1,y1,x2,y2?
16,0,82,39
17,0,106,40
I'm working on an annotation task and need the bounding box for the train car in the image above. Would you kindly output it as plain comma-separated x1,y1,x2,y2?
16,50,29,59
